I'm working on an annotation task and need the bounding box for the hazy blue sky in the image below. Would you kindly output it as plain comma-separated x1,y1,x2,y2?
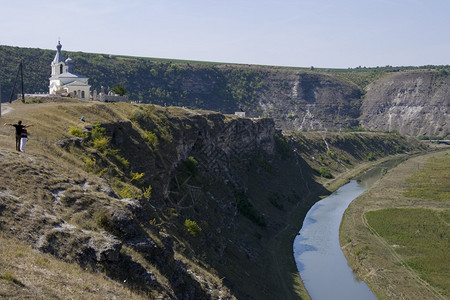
1,0,449,68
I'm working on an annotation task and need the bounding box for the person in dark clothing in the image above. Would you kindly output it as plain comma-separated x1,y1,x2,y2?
3,120,34,151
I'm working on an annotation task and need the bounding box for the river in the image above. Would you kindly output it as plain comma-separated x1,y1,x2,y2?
293,167,385,300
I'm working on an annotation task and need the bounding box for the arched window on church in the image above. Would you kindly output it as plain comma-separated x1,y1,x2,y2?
81,91,85,98
60,64,63,74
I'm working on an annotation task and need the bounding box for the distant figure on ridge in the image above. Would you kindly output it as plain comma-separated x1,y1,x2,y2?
3,120,34,152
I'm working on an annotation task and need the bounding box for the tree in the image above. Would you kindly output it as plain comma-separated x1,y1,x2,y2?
111,83,128,96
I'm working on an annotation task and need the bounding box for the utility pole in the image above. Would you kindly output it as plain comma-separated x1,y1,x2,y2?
9,60,25,103
0,81,2,117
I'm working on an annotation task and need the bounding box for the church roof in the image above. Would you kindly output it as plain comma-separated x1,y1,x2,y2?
62,80,91,87
50,71,88,80
52,41,64,65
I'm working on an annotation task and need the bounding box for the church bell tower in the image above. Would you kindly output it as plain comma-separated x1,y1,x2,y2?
51,41,64,76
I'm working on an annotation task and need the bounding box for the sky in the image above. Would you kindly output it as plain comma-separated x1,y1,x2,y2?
1,0,449,68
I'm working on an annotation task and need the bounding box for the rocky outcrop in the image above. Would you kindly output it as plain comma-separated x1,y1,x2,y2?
106,111,276,203
36,224,122,263
360,71,449,136
255,71,362,131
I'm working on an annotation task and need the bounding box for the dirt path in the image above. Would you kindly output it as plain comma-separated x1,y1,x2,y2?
1,103,13,116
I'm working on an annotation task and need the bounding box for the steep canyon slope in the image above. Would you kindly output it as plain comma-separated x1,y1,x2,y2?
360,71,449,137
0,99,425,299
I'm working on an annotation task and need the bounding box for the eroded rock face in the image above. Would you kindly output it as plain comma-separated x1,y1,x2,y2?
360,71,449,136
255,72,362,131
35,223,122,263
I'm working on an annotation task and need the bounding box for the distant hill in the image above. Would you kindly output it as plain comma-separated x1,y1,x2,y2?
1,45,449,137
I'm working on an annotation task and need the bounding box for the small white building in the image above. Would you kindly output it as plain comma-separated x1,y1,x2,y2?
235,108,246,117
49,41,90,99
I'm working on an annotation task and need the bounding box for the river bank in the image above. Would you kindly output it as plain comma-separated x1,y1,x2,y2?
340,149,449,299
294,180,377,300
281,153,418,299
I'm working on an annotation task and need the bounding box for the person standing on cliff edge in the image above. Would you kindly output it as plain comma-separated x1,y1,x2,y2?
3,120,34,151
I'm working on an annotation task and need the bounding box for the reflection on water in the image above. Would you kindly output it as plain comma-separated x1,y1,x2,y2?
294,181,377,300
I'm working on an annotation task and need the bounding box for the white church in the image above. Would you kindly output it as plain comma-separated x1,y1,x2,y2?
49,41,90,99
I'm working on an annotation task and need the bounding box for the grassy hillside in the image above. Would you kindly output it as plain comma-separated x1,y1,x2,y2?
0,45,274,113
0,98,426,299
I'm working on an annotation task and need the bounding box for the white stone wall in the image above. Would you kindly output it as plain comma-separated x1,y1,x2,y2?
67,86,91,99
94,93,128,102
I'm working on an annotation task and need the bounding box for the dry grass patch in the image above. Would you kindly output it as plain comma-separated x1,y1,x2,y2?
0,234,148,300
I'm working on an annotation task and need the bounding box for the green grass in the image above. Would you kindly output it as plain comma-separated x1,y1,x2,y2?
366,208,450,295
340,151,449,299
404,152,450,201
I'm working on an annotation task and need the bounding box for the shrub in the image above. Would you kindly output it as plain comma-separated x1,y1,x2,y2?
319,166,332,178
113,154,130,169
159,125,173,143
366,152,376,161
130,171,145,185
274,133,292,159
142,185,152,199
84,157,99,173
183,156,198,177
90,123,111,153
118,185,140,199
394,145,406,153
184,219,202,236
337,153,350,164
235,190,266,227
91,123,107,140
111,83,128,96
92,137,110,153
327,150,336,159
68,126,88,138
144,130,159,148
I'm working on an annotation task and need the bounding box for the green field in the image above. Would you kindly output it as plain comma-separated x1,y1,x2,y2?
365,151,450,296
341,150,450,300
404,153,450,201
366,208,450,296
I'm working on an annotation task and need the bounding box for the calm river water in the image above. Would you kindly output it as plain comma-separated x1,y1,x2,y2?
293,179,377,300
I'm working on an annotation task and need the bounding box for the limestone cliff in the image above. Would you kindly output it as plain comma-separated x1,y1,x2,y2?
360,71,449,137
253,70,362,131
